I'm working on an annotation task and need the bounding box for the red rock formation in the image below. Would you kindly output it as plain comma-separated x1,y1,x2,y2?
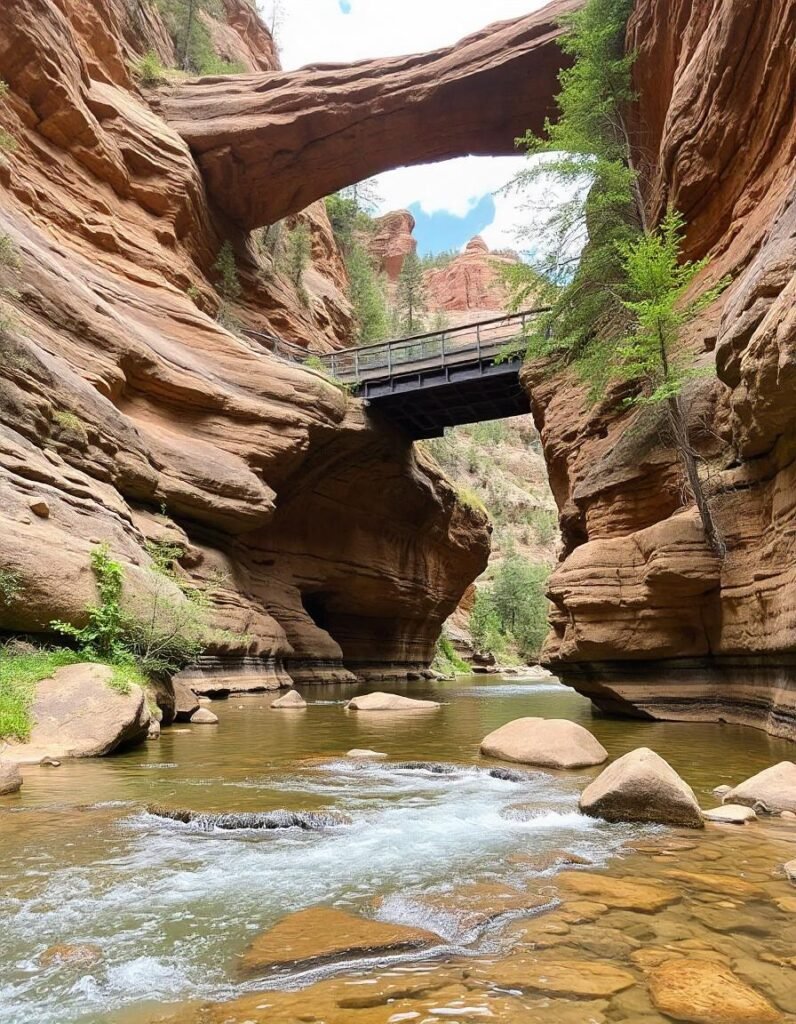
425,237,518,319
0,0,490,694
525,0,796,738
156,1,580,228
369,211,417,282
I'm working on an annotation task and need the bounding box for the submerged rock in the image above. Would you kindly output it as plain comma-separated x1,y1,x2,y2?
480,717,608,768
2,664,150,762
0,760,22,795
784,859,796,885
722,761,796,815
345,748,388,759
474,956,635,998
556,871,680,913
391,761,457,774
39,943,102,968
240,906,442,974
487,766,537,782
648,958,781,1024
270,689,307,709
345,692,441,712
579,747,704,828
146,805,350,830
703,804,757,825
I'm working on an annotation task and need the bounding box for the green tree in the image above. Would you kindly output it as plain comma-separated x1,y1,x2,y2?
155,0,247,75
0,79,17,156
615,211,729,554
396,251,426,335
346,243,389,344
491,555,551,661
470,591,505,657
284,223,312,290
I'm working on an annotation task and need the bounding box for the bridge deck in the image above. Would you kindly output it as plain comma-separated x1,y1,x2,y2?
245,309,543,439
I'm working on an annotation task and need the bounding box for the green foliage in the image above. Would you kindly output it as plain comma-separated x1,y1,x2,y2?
213,240,241,303
396,251,426,335
456,486,487,515
50,544,214,676
0,78,16,155
134,50,168,85
346,243,390,344
474,557,551,662
421,250,457,271
0,232,20,335
433,633,469,677
281,223,312,306
469,591,505,657
325,194,362,253
0,568,22,606
0,647,82,740
506,0,640,378
524,507,558,546
154,0,247,75
615,210,730,404
52,409,88,441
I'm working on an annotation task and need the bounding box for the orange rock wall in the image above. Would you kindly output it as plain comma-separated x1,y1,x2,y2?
530,0,796,738
0,0,490,692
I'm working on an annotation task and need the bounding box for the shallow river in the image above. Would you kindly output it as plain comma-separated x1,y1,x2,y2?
1,675,795,1024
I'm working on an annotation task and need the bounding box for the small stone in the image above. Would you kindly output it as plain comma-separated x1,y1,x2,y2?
270,689,307,710
346,749,388,759
703,804,757,825
39,943,102,968
147,719,161,739
0,760,23,795
784,859,796,885
39,756,61,767
648,958,781,1023
190,707,218,724
29,499,50,518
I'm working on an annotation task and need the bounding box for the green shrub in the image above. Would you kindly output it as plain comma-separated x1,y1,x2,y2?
52,409,88,440
213,240,241,302
0,568,22,606
433,633,469,677
471,557,551,662
0,79,16,156
134,50,168,86
524,507,558,546
457,486,487,515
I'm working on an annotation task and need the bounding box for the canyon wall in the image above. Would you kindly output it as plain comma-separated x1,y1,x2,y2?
527,0,796,738
0,0,490,695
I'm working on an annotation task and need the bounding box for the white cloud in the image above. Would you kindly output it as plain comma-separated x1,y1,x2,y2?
262,0,558,254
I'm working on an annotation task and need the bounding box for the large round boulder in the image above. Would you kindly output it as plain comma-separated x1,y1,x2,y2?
3,664,150,762
0,760,22,794
345,692,440,712
479,717,607,768
579,747,704,828
270,689,307,709
722,761,796,815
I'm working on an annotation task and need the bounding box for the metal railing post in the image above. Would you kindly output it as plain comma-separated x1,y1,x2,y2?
354,348,360,382
476,322,481,360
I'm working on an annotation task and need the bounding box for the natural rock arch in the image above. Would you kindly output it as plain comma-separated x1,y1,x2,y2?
158,0,580,229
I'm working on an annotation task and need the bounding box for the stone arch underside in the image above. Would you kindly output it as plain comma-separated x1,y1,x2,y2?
159,0,581,230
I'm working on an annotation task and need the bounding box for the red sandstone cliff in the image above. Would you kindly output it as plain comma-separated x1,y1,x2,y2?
525,0,796,738
0,0,490,694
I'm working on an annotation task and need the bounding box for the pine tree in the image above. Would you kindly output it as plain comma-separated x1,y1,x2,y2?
396,251,426,335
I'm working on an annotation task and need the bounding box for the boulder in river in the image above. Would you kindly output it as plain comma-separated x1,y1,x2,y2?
39,943,102,968
722,761,796,815
2,664,150,762
240,906,442,974
172,678,200,721
270,689,307,709
345,692,440,712
579,747,704,828
147,805,350,830
648,958,781,1024
346,748,388,759
190,707,218,724
479,717,607,768
0,760,22,794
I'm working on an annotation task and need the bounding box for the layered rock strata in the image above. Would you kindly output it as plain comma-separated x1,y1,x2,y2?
520,0,796,739
0,0,489,695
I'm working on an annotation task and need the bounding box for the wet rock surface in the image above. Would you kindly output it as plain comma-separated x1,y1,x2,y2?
579,747,704,828
240,907,443,974
0,760,22,795
270,690,307,710
345,692,441,712
723,763,796,815
146,806,350,831
648,958,782,1024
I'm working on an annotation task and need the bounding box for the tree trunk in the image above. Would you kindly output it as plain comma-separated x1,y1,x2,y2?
181,0,196,72
667,396,726,558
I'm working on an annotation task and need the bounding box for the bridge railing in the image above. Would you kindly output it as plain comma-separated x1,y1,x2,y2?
243,308,547,384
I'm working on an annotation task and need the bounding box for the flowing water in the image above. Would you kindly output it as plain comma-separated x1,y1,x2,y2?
1,675,795,1024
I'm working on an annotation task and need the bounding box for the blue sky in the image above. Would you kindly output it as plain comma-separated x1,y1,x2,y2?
409,194,496,256
269,0,552,256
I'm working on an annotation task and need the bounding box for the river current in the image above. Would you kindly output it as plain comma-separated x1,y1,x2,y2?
1,675,794,1023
